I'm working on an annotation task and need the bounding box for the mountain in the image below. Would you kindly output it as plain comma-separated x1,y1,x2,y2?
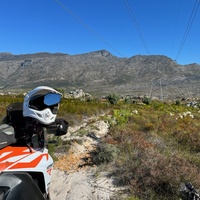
0,50,200,99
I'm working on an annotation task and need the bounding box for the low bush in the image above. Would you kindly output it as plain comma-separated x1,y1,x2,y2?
91,143,120,165
104,101,200,199
112,146,200,199
106,94,120,105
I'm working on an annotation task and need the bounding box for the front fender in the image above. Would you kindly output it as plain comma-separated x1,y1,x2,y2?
0,172,46,200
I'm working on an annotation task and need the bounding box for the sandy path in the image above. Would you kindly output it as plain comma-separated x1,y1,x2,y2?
50,119,124,200
51,168,118,200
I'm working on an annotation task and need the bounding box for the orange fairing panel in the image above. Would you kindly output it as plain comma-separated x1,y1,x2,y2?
0,146,48,172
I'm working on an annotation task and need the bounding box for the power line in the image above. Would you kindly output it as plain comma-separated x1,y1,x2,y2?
102,0,139,53
123,0,150,54
53,0,124,57
175,0,200,61
171,0,182,58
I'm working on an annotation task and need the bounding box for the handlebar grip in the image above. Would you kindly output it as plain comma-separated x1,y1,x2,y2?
46,118,69,136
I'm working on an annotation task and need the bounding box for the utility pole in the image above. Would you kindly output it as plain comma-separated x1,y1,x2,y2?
160,79,163,102
149,81,153,98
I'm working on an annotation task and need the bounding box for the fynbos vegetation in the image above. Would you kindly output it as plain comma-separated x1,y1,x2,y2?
1,94,200,199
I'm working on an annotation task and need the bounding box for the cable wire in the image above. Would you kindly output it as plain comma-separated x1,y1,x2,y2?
124,0,150,54
102,0,139,53
53,0,124,57
171,0,182,58
175,0,200,61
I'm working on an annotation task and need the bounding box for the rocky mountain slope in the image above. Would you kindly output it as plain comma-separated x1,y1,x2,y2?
1,50,200,99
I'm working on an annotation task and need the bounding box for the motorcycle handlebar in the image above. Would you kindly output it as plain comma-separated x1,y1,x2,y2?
46,118,69,136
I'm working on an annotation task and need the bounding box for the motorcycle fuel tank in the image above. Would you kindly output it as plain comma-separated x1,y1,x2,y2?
0,146,53,194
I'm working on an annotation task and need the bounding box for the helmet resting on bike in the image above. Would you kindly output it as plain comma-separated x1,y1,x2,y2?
23,86,62,125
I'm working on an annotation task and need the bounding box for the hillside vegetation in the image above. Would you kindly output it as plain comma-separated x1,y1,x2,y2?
1,95,200,199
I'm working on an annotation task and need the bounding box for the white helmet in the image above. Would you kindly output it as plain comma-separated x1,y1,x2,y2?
23,86,62,125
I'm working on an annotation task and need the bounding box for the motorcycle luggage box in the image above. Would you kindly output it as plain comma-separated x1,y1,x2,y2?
0,124,15,149
6,102,25,127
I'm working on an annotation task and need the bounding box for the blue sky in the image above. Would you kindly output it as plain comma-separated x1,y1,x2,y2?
0,0,200,65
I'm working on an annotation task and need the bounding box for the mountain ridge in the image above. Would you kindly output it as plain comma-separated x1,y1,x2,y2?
0,50,200,99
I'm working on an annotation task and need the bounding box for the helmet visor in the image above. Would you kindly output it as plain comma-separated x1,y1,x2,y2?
44,93,61,106
29,93,61,111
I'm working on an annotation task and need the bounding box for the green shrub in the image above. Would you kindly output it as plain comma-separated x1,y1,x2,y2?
48,136,64,160
142,96,151,105
110,109,132,126
106,94,120,105
124,96,132,104
92,143,120,165
196,100,200,108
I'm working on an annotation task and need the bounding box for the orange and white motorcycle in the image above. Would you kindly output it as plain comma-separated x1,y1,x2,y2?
0,86,68,200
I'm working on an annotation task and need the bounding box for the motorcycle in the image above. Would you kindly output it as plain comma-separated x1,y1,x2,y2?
0,86,69,200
